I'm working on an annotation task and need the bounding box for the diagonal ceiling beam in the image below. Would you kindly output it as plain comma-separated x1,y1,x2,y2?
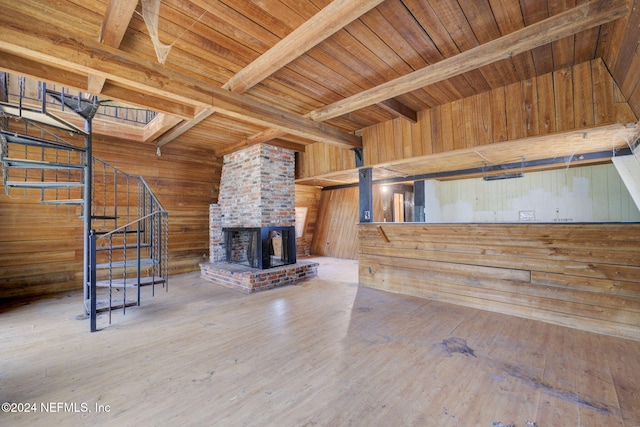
240,0,628,147
0,8,361,148
156,0,385,148
87,0,140,94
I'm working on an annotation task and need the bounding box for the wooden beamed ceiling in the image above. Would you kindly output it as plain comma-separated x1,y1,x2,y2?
0,0,635,159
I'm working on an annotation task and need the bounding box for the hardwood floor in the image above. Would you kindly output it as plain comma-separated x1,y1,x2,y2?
1,257,638,427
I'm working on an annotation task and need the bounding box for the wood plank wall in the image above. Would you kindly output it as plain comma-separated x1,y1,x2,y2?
0,126,220,298
297,136,356,178
294,184,321,257
362,59,636,166
605,0,640,119
359,223,640,341
310,186,359,259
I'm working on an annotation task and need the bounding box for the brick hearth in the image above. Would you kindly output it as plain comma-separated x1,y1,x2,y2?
200,260,318,294
201,143,318,292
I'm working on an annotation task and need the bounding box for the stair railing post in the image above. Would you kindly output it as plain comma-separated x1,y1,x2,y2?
137,222,141,306
83,116,93,313
89,230,97,332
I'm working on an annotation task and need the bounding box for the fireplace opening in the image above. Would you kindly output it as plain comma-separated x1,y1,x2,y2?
223,226,296,269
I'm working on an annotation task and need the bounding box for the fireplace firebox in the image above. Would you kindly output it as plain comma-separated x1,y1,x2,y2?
223,226,296,269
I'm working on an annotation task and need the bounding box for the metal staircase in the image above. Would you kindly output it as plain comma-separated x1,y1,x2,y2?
1,80,168,332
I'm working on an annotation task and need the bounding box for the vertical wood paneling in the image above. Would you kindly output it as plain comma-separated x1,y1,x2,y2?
300,142,356,178
301,62,637,182
553,68,575,132
603,0,640,118
430,105,443,153
410,117,424,157
591,59,614,125
490,86,508,142
463,96,476,148
353,60,636,172
475,91,492,146
310,187,359,259
451,99,466,150
505,81,523,140
521,78,539,137
573,61,595,128
536,72,556,134
440,102,454,153
294,184,321,257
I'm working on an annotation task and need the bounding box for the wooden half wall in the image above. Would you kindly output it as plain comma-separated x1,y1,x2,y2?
359,222,640,341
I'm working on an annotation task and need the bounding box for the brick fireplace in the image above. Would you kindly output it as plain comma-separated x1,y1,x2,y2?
200,144,317,293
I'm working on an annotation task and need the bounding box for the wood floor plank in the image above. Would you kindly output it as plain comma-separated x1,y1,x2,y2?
0,257,638,426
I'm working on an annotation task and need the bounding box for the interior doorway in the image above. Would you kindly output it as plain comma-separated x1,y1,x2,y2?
393,192,405,222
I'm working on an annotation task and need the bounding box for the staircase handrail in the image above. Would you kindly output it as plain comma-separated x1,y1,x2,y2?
96,210,166,239
139,176,166,212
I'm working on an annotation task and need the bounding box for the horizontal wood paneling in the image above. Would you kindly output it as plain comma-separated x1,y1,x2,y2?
358,223,640,341
362,59,637,166
0,125,220,298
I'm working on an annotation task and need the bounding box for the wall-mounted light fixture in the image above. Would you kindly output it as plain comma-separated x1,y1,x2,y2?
482,157,525,181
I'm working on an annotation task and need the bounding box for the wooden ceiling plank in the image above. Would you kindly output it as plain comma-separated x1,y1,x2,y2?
0,8,360,149
520,0,554,75
309,0,629,122
456,0,518,88
548,0,577,70
157,0,384,148
157,107,213,146
488,0,537,80
223,0,386,93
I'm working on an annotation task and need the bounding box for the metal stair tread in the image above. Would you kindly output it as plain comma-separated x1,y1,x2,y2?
95,258,158,269
95,276,166,287
94,228,146,235
5,180,84,188
42,199,84,205
1,131,86,151
84,299,138,313
91,215,118,220
96,242,152,251
2,157,84,169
